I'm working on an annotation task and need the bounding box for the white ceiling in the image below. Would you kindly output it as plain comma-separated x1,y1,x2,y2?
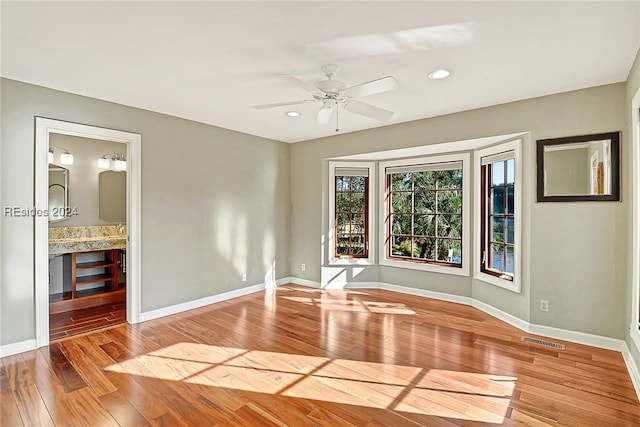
2,2,639,143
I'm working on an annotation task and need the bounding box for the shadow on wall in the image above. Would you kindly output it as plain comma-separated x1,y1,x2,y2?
206,149,285,292
321,266,369,289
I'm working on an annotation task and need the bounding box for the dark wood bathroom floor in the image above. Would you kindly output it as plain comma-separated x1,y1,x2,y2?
49,301,126,341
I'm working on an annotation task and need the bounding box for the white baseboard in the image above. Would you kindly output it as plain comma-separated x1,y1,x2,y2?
471,299,530,332
328,281,380,290
528,323,626,352
287,277,380,290
140,282,267,322
0,339,36,358
622,342,640,399
286,277,321,288
380,282,472,306
275,277,291,287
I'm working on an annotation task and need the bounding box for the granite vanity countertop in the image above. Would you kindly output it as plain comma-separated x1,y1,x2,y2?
49,225,127,255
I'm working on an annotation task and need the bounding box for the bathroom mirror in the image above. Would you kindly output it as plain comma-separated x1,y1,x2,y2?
48,166,69,222
537,131,620,202
99,170,126,222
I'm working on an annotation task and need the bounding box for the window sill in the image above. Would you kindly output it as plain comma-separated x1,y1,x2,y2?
474,271,521,293
380,258,469,277
329,258,375,266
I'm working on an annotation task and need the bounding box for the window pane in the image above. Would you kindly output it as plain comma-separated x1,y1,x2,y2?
490,243,504,272
349,214,366,234
337,193,350,212
350,243,365,255
336,213,349,233
506,217,514,244
438,190,462,213
437,239,461,263
491,187,504,214
414,191,435,214
491,217,504,243
438,169,462,190
414,214,435,236
391,214,411,235
507,186,514,214
492,161,505,186
414,237,435,260
351,192,365,213
391,236,412,257
448,239,462,264
506,158,515,185
336,235,350,255
506,246,514,274
391,173,412,191
413,171,436,190
391,192,412,213
351,176,365,192
336,176,349,191
438,215,461,238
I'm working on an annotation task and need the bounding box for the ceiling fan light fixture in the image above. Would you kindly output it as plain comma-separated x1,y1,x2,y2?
316,101,335,125
254,64,398,126
429,69,451,80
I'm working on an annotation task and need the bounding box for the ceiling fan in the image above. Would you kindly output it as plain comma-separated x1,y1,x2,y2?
253,64,399,128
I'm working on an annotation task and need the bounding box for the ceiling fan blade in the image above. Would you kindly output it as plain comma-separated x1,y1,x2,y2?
316,105,334,125
275,74,324,96
253,100,315,109
343,99,394,121
342,76,399,99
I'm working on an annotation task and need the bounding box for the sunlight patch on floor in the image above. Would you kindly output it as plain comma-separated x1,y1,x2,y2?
105,343,516,423
281,296,416,315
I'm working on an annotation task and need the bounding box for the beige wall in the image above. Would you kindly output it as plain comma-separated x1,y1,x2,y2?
290,83,626,338
0,78,291,346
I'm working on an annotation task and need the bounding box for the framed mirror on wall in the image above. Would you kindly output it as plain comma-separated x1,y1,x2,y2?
536,131,620,202
48,165,69,222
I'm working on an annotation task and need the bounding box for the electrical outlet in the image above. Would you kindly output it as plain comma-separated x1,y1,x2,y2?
241,273,247,282
301,263,306,272
540,299,549,312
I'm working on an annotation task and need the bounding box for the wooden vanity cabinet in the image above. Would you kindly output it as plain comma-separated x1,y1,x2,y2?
63,249,120,298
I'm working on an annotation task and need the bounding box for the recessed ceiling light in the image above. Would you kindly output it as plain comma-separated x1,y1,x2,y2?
286,111,301,117
429,69,451,80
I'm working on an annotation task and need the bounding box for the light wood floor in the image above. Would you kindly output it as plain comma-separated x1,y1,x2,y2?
2,285,639,426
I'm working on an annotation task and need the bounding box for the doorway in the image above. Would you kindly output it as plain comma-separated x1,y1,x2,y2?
35,118,141,347
48,135,128,340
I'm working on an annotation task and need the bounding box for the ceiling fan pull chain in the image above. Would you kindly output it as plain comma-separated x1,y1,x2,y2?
335,104,340,132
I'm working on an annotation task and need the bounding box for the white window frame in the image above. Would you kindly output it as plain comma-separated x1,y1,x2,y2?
631,88,640,352
328,161,375,265
474,139,522,293
379,153,470,276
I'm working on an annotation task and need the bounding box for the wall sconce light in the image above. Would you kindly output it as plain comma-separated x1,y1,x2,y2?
99,153,127,171
97,156,110,169
59,151,74,165
49,145,74,165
